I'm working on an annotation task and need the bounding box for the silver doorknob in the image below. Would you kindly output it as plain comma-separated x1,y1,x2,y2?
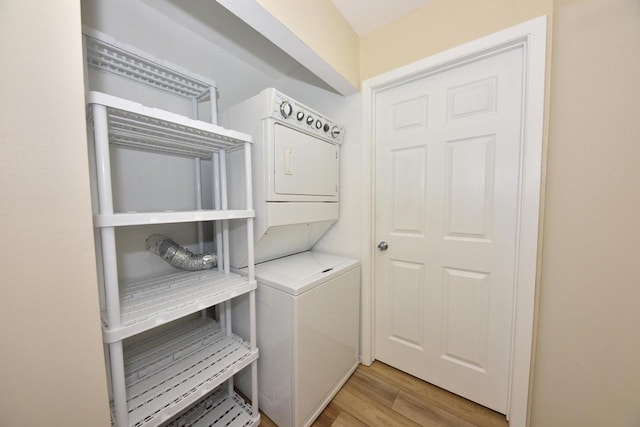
377,241,389,251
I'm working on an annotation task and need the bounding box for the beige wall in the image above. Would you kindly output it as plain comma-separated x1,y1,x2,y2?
531,0,640,425
256,0,360,88
360,0,553,80
0,2,110,426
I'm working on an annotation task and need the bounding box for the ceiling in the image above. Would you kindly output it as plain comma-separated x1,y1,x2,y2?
331,0,434,36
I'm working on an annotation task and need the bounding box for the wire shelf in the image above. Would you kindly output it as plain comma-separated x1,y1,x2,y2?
165,388,259,427
84,29,215,100
89,92,251,158
116,318,258,427
94,209,255,228
103,270,256,343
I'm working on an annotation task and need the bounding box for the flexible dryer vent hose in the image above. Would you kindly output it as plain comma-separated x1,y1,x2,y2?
146,234,217,271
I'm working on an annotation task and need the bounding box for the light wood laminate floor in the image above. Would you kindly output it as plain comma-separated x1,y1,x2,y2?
259,361,508,427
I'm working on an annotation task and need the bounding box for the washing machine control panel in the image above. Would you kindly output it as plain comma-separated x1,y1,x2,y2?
270,91,345,144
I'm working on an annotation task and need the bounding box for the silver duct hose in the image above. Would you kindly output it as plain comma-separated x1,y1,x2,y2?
146,234,217,271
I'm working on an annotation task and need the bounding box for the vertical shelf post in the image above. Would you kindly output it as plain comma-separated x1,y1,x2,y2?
192,95,205,256
191,97,198,120
245,141,259,417
209,87,217,126
219,149,230,275
244,142,255,284
219,148,234,398
219,150,232,337
195,158,206,319
93,104,121,328
92,103,128,426
195,158,204,253
212,152,225,332
212,153,223,273
110,342,128,427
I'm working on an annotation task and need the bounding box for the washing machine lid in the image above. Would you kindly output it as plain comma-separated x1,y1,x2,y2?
251,251,359,296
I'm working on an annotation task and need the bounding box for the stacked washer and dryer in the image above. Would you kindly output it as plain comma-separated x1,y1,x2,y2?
221,88,360,427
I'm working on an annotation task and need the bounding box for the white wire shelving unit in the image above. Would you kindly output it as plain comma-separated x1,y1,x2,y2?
84,29,259,427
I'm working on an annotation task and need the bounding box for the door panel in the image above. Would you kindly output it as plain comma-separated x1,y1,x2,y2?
391,145,427,234
392,95,429,130
442,267,491,373
447,76,497,120
444,135,495,239
388,259,425,349
374,46,524,413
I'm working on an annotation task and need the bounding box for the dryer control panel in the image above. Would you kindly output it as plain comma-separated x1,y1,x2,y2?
268,90,345,144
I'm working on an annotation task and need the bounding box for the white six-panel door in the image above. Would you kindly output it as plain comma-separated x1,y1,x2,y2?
374,45,524,413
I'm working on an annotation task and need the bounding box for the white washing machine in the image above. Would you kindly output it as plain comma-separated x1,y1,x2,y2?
231,251,360,427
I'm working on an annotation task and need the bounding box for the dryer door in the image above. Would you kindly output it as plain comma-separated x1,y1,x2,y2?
272,123,338,200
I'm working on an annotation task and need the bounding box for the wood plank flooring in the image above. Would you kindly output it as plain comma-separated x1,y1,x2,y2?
259,361,508,427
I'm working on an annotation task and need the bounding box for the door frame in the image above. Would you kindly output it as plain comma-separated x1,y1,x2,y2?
360,16,547,425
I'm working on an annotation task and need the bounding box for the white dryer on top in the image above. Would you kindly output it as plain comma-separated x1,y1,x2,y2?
221,88,345,268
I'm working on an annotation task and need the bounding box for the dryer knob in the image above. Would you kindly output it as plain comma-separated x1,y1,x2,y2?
296,111,305,121
280,101,293,118
331,126,342,139
306,116,314,125
315,120,322,130
323,123,330,132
